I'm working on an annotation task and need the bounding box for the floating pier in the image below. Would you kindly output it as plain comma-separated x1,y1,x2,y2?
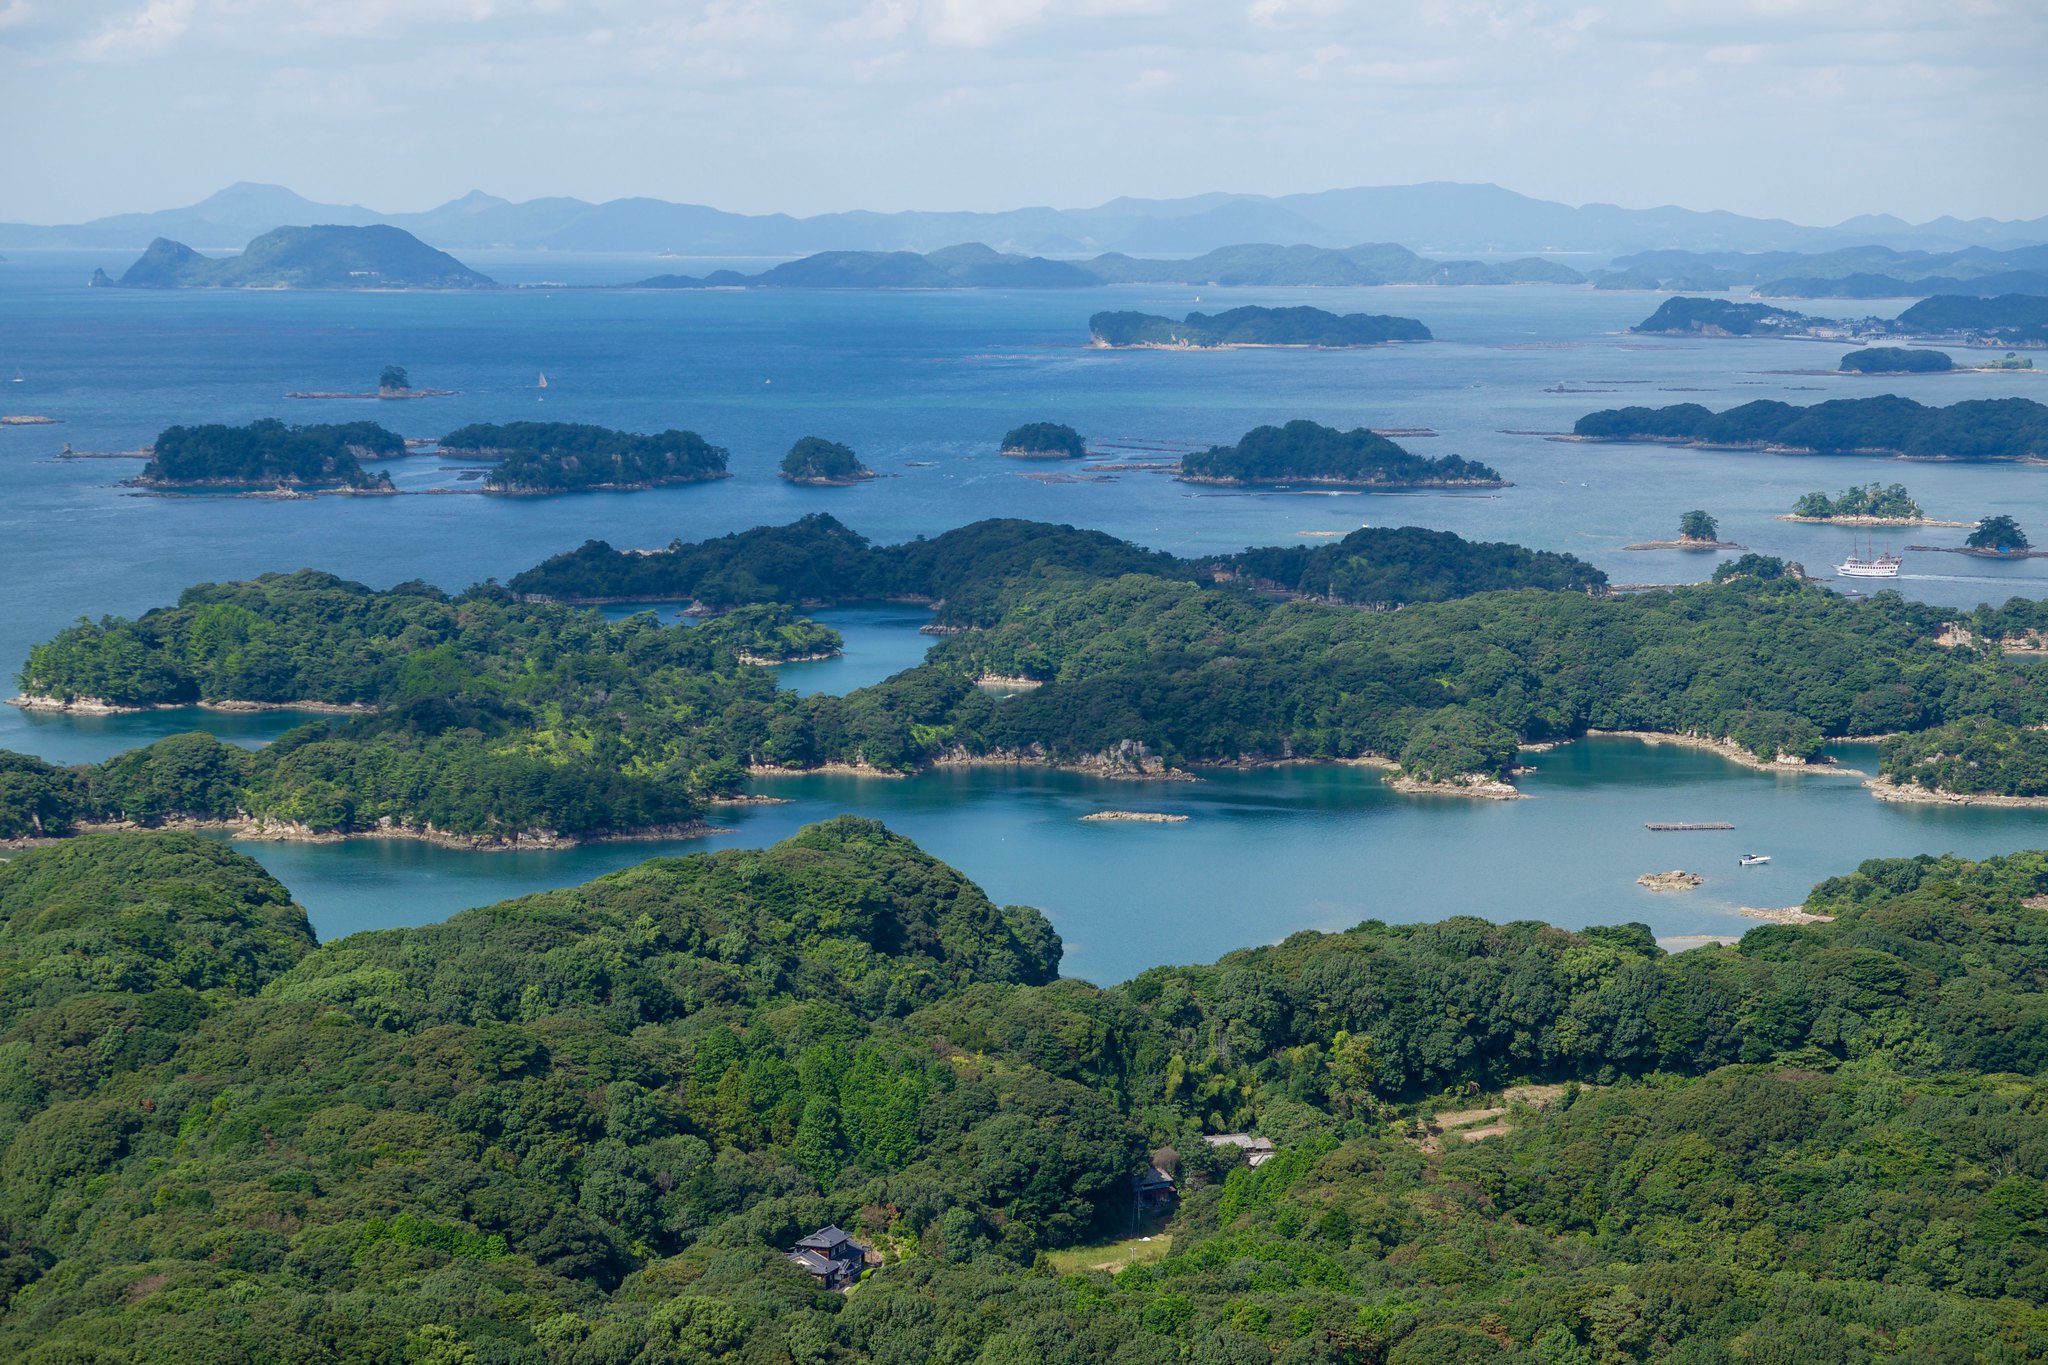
1646,822,1735,831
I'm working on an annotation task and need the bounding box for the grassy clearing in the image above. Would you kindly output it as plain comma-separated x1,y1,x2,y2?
1044,1232,1174,1275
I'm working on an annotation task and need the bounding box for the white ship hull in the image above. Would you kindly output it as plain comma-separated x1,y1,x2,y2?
1836,556,1901,579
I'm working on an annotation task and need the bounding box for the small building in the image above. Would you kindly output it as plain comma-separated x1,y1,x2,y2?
1134,1161,1178,1214
787,1225,864,1290
1204,1133,1277,1167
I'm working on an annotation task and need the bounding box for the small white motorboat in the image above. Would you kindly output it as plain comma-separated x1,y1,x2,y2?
1738,853,1771,867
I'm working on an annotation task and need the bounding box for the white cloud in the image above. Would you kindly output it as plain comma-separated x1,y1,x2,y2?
76,0,195,59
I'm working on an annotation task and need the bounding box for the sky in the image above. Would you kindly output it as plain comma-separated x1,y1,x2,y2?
3,0,2045,226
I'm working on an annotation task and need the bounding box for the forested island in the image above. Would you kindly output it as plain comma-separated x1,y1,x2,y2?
1784,482,1946,524
635,242,1099,289
1177,420,1504,487
98,225,497,290
0,819,2043,1360
999,422,1087,459
779,437,876,485
136,419,401,491
1840,346,1954,373
1571,395,2048,459
1088,306,1432,349
439,421,732,494
16,514,2048,831
631,240,1583,290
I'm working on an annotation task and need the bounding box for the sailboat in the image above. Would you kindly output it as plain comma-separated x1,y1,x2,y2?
1835,532,1901,579
537,371,547,402
10,368,21,384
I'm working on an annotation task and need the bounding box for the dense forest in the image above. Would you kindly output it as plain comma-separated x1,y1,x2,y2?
508,518,1596,617
140,419,401,490
9,573,840,840
1840,347,1955,373
0,823,2044,1361
999,423,1087,459
1573,395,2048,459
1881,716,2048,798
780,438,875,485
1222,526,1606,604
438,423,732,494
1791,483,1926,520
1088,307,1432,348
1178,422,1504,487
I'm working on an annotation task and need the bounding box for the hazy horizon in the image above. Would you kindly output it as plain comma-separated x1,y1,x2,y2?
3,1,2045,227
11,175,2048,234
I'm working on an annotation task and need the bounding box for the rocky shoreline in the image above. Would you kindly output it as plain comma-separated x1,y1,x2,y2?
1739,905,1836,925
5,815,728,853
1080,810,1189,823
1864,776,2048,808
1637,870,1704,892
1554,433,2048,464
736,649,839,666
1585,729,1861,776
1175,474,1511,491
9,693,376,716
1388,774,1524,800
748,761,909,780
1622,537,1742,552
1776,514,1973,528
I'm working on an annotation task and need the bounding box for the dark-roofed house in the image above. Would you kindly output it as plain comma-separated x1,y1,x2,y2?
787,1225,864,1290
1134,1160,1178,1214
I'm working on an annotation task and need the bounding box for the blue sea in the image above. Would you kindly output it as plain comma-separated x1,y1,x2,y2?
4,248,2046,980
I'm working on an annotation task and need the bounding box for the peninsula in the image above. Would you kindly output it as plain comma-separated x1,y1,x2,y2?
98,225,496,290
1629,296,1853,337
1177,419,1504,487
1893,293,2048,346
136,418,400,491
1571,395,2048,460
438,421,732,494
1088,305,1431,349
1630,293,2048,348
779,436,876,486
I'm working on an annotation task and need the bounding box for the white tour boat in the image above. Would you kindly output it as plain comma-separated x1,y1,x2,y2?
1835,542,1902,579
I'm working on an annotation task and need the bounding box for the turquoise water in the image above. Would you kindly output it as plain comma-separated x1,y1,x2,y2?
233,736,2048,985
5,250,2047,978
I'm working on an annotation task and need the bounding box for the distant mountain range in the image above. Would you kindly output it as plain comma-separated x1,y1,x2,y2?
5,181,2045,256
